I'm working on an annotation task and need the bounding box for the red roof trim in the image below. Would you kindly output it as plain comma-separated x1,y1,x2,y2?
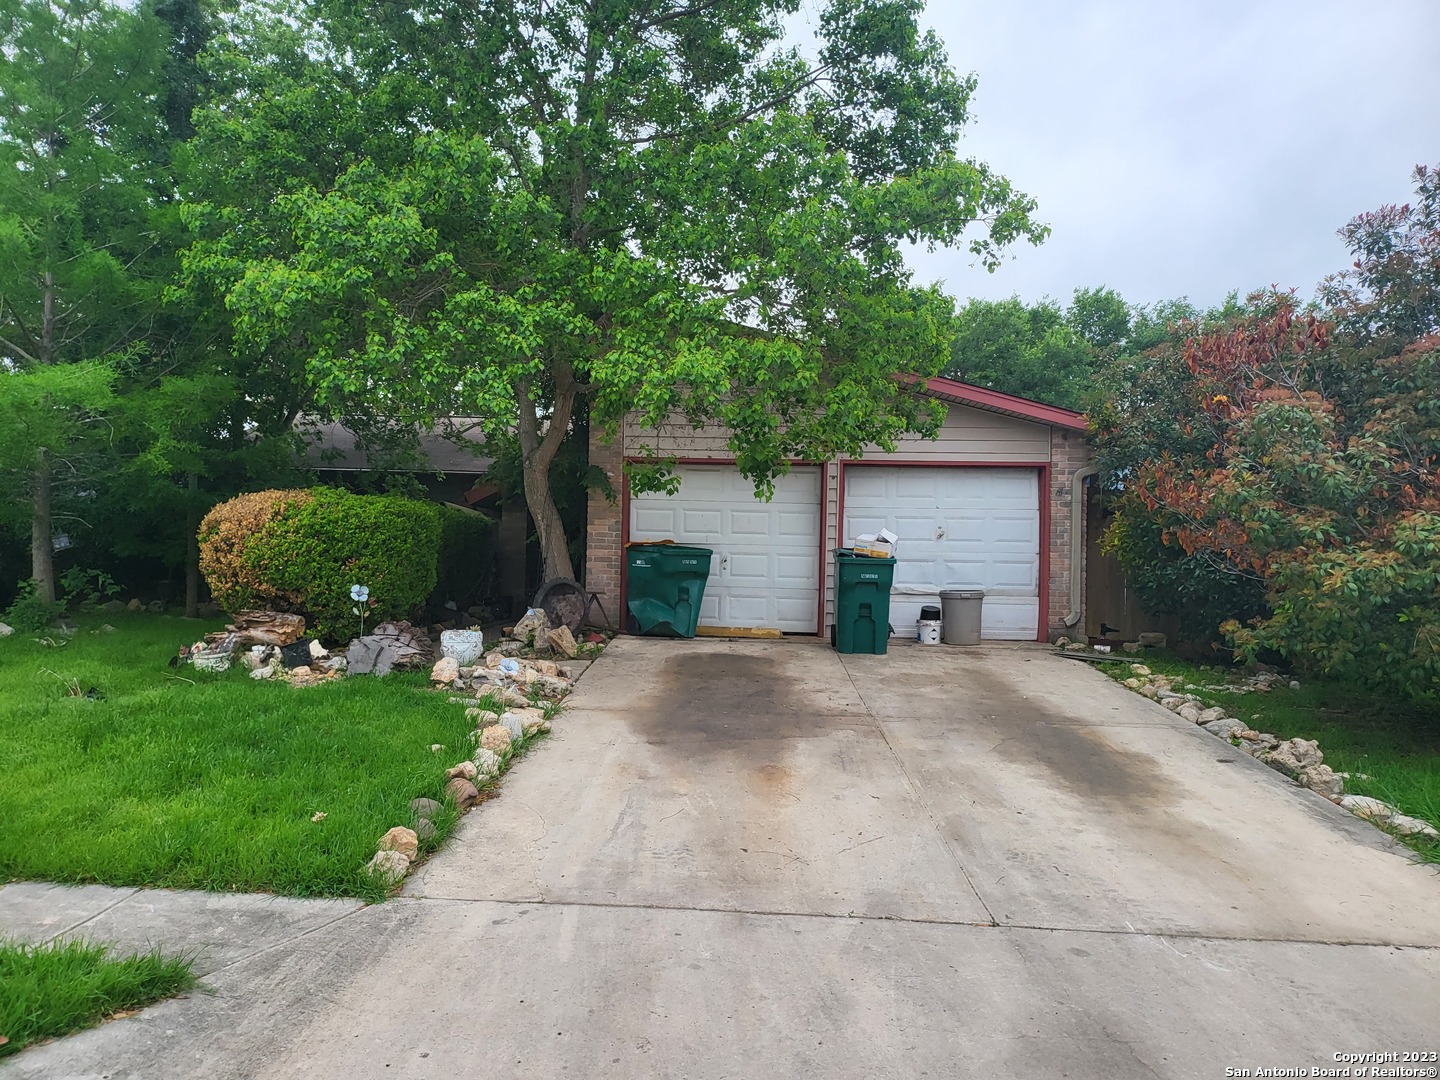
920,375,1089,431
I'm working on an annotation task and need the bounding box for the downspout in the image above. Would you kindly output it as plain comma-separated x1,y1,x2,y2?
1062,465,1099,628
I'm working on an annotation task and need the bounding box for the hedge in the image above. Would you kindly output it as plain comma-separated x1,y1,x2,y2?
432,505,495,615
198,488,441,641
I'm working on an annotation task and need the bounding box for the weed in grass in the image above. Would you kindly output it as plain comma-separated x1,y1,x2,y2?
0,938,195,1058
0,614,481,899
1099,653,1440,861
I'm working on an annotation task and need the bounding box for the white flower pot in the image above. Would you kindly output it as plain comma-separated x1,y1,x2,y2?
440,629,484,666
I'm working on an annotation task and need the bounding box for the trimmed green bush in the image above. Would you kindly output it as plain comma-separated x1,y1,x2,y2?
199,488,441,641
432,504,495,614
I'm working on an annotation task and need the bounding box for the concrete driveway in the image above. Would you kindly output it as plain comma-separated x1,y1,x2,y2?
8,638,1439,1079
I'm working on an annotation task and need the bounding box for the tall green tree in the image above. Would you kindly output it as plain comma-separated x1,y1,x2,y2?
185,0,1046,581
945,295,1093,408
0,0,170,602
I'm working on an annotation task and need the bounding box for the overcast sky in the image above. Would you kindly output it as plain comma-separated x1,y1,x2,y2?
805,0,1440,311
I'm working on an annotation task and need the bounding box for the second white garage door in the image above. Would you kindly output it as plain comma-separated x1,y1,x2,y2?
843,466,1041,640
629,464,821,633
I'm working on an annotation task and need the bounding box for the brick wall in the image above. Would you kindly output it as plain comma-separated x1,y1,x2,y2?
584,420,625,626
1046,427,1096,641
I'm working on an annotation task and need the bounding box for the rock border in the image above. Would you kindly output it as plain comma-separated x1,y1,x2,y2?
1109,662,1439,843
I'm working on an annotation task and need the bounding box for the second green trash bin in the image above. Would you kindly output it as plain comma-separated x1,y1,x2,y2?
832,548,896,654
626,542,714,637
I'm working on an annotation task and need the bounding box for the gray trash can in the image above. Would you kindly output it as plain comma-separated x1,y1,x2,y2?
939,589,984,646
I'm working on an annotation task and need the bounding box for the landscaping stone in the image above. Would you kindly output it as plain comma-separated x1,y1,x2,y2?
1263,738,1323,776
414,817,437,841
0,622,13,637
249,665,276,680
1177,702,1203,723
480,725,512,753
430,657,460,684
308,640,329,661
1196,706,1227,726
320,655,347,674
1121,642,1143,653
532,675,573,700
1298,764,1344,799
410,798,443,819
1339,795,1396,821
547,624,578,659
510,608,550,642
279,640,314,669
1129,664,1151,676
446,761,478,781
221,610,307,647
1203,718,1249,739
377,826,419,859
1122,678,1141,689
465,706,497,724
365,849,410,885
1137,632,1167,647
127,598,143,611
1388,815,1440,839
1138,684,1159,700
100,599,126,613
499,711,526,742
1162,698,1184,712
471,747,501,778
445,777,480,808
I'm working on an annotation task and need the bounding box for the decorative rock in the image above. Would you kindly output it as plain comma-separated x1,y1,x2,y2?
1129,664,1152,676
0,622,13,637
1054,636,1072,648
532,675,573,700
308,639,329,660
1203,718,1250,740
511,607,550,642
446,761,478,781
431,656,460,683
127,599,143,612
378,826,419,859
480,724,513,753
1137,632,1167,648
249,666,276,680
445,777,480,808
465,706,497,724
1298,764,1344,798
411,798,444,818
1138,685,1159,700
1063,641,1089,651
471,746,501,778
1122,678,1142,689
1264,738,1323,776
499,711,526,742
430,743,444,753
1338,795,1396,821
414,817,437,841
531,658,560,676
289,665,313,678
1121,642,1143,654
1162,698,1184,713
320,655,348,674
1196,706,1227,726
1388,814,1440,839
1177,702,1203,723
365,849,410,885
547,624,579,659
489,686,532,709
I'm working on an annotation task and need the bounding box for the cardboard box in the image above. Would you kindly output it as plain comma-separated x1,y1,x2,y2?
852,528,897,559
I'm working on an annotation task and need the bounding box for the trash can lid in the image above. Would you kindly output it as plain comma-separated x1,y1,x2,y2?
939,589,985,599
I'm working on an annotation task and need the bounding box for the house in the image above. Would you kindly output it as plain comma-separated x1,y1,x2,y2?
584,377,1094,642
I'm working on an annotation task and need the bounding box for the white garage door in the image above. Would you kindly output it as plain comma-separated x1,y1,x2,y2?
630,464,821,633
843,466,1040,640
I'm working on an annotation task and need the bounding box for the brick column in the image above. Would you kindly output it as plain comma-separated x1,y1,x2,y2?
1047,428,1094,641
584,419,624,629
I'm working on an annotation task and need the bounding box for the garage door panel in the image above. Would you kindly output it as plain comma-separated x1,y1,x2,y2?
631,464,821,633
844,466,1040,640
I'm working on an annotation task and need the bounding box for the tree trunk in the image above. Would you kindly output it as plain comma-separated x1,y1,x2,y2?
516,375,578,583
31,451,56,604
185,471,200,619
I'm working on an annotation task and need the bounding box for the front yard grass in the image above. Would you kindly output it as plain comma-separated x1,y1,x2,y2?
1099,653,1440,861
0,614,475,900
0,938,195,1058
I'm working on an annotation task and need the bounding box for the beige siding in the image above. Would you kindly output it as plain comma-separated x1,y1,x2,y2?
841,404,1050,463
622,415,735,459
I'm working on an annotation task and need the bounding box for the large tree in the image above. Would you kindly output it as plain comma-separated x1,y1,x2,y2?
185,0,1046,581
0,0,170,602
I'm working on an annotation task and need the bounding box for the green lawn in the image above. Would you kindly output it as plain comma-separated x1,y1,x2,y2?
1100,653,1440,861
0,938,195,1058
0,614,478,900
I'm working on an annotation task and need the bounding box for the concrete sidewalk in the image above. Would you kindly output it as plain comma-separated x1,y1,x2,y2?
5,636,1438,1079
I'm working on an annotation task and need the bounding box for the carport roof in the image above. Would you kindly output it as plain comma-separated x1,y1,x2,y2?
922,376,1088,431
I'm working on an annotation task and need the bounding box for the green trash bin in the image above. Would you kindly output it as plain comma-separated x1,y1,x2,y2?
832,548,896,655
626,543,714,637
